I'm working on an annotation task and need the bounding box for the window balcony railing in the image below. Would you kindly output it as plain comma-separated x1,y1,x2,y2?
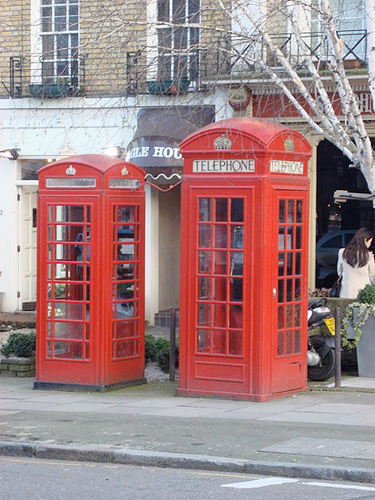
226,29,368,77
9,55,86,98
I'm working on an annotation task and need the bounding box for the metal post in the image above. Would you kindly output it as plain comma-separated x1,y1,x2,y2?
335,307,342,388
169,307,176,382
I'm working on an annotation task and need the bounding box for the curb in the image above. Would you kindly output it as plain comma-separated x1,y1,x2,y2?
0,441,374,484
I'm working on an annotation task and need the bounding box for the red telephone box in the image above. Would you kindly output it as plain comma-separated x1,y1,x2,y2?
177,118,312,401
35,155,146,390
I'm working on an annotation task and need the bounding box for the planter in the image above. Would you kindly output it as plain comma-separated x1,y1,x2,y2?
146,79,190,95
29,83,71,98
356,314,375,378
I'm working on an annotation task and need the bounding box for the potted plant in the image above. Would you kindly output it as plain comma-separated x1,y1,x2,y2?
342,284,375,377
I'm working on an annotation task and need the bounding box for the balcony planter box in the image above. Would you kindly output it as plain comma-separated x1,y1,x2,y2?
146,79,190,95
29,83,71,98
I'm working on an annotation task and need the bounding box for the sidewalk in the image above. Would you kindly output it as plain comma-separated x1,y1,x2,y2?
0,375,374,483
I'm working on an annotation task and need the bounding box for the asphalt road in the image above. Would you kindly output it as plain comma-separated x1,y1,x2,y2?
1,456,375,500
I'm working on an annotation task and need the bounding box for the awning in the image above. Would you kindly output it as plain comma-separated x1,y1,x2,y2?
126,107,215,181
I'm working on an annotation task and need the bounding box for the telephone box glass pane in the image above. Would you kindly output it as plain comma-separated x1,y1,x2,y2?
199,225,211,248
214,225,227,248
199,198,211,222
212,330,226,354
215,199,227,221
199,251,211,273
45,204,90,361
231,199,243,222
213,251,226,274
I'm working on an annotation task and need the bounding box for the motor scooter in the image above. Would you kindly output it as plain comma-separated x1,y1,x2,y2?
307,298,336,381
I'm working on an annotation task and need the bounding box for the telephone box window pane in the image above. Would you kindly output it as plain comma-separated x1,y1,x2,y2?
277,331,284,356
48,206,53,222
199,225,211,248
52,302,83,320
54,322,83,340
285,330,293,354
278,305,285,328
198,303,210,326
118,206,134,222
213,251,226,274
215,199,227,221
295,278,301,300
229,304,242,328
117,264,135,280
116,322,136,339
295,304,301,327
47,322,52,338
197,329,210,352
286,304,294,328
287,253,293,275
231,199,243,222
279,200,285,223
53,342,82,359
212,330,226,354
287,226,294,249
278,253,284,276
278,228,285,250
230,252,243,274
117,283,134,300
296,226,302,249
199,198,211,222
198,277,211,299
295,252,301,275
288,200,295,223
286,279,293,301
294,330,301,353
118,225,134,240
278,279,284,302
229,331,242,355
48,225,53,241
214,225,227,248
54,206,84,223
296,200,303,222
231,226,243,249
116,340,136,358
213,303,226,327
55,224,83,242
47,341,52,357
213,277,226,300
230,278,242,302
114,302,134,319
198,251,211,273
48,264,52,279
118,243,135,261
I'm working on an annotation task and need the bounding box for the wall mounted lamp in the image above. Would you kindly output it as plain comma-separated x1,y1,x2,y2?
0,148,20,160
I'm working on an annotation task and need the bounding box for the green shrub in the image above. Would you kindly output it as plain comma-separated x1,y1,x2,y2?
144,335,179,373
1,331,36,358
357,284,375,305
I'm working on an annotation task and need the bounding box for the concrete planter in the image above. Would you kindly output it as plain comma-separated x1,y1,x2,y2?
356,314,375,378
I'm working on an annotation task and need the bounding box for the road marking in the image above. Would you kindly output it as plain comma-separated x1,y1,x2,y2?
221,477,299,489
303,482,375,492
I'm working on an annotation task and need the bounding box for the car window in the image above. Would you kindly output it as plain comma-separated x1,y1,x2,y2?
321,235,341,249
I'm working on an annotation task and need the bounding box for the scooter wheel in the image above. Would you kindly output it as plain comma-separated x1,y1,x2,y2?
308,336,335,381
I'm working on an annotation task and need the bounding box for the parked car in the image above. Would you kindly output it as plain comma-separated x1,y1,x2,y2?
316,230,356,287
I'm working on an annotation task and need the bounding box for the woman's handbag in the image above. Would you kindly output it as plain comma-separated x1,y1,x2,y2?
330,276,342,298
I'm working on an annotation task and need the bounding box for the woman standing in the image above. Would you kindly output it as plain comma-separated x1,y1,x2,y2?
337,228,375,298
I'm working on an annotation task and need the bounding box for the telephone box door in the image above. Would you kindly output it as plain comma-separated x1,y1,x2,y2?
107,198,145,382
271,191,309,394
184,188,252,396
37,197,99,384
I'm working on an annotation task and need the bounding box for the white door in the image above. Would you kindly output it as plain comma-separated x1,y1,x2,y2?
21,187,38,307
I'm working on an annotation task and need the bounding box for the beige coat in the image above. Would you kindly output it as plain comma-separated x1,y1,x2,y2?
337,248,375,299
